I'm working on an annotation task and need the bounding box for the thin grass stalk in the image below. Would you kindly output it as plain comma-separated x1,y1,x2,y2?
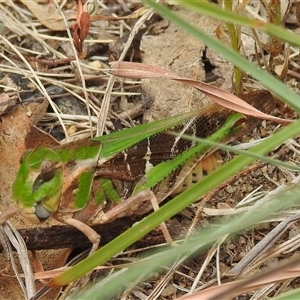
223,0,242,94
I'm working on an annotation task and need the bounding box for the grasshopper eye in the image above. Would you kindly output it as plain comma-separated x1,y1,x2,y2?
33,160,56,192
40,160,56,181
35,203,52,222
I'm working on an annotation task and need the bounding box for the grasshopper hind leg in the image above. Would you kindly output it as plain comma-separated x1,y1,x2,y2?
89,189,155,225
64,218,100,254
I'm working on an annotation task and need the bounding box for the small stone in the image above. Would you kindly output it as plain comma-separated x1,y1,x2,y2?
225,185,235,193
161,284,177,297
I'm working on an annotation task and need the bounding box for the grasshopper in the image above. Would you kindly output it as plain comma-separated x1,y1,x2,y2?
1,90,274,253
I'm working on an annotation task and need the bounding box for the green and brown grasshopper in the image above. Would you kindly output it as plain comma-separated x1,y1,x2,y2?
1,90,274,253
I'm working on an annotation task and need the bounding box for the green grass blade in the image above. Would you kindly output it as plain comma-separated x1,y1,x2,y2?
94,108,210,158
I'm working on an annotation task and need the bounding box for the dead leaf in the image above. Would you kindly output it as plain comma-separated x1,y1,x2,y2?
25,126,59,150
109,61,293,126
18,0,72,31
73,0,91,55
0,93,18,114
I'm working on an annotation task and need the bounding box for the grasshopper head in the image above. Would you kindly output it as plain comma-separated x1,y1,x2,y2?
12,147,63,224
